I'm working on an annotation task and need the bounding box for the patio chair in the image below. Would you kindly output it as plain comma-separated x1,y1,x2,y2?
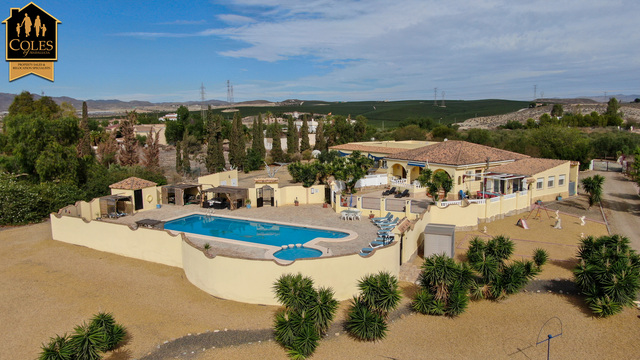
382,187,396,196
394,189,409,198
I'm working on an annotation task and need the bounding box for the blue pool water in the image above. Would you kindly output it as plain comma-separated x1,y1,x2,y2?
164,214,348,247
274,247,323,261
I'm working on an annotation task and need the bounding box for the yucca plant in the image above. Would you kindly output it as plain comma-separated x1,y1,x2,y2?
89,312,127,351
69,322,106,360
533,248,549,268
39,334,74,360
358,271,401,318
415,254,472,316
345,298,388,341
273,273,338,359
574,234,640,317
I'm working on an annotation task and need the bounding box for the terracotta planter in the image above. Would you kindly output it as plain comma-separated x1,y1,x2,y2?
323,203,329,208
294,201,299,206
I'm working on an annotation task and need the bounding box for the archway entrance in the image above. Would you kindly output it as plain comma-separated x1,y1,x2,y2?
257,185,274,207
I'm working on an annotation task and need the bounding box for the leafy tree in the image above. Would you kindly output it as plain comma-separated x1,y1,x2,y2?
314,118,326,151
346,271,400,341
273,274,338,359
117,111,139,166
431,125,457,140
354,115,368,141
287,162,317,187
243,148,263,173
300,117,311,152
35,142,79,183
398,117,434,130
394,124,426,141
605,98,623,126
574,235,640,317
8,91,35,116
581,175,605,208
331,151,373,194
465,128,492,145
551,104,564,117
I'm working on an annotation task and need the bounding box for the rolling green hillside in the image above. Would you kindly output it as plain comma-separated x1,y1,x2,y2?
211,99,529,128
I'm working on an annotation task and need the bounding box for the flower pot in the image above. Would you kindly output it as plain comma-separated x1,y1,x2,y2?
294,201,299,206
323,203,329,208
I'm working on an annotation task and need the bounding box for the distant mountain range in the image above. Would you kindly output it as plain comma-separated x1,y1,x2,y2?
1,92,638,114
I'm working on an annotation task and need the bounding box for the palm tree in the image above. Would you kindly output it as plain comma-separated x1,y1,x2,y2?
581,175,605,208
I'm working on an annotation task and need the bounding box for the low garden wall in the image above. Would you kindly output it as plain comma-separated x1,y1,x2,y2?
50,213,400,305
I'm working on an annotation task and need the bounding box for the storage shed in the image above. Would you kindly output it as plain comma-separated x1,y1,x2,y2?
109,177,158,212
423,223,456,258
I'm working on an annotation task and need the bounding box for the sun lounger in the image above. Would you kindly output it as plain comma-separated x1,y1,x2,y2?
371,213,392,222
394,189,409,198
377,217,399,228
359,247,374,256
382,187,396,196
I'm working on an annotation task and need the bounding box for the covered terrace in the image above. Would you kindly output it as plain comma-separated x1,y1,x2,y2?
203,186,249,210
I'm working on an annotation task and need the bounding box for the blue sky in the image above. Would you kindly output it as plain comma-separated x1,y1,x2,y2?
2,0,639,102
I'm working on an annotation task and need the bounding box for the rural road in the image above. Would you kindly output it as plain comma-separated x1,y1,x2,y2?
597,170,640,250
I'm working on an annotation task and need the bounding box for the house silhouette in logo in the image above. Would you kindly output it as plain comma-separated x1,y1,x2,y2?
3,2,60,61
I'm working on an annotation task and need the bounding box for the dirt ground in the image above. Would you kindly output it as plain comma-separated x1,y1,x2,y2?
2,217,638,360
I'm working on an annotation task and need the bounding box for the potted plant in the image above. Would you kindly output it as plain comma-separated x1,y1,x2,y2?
246,199,252,209
323,201,329,208
294,197,299,206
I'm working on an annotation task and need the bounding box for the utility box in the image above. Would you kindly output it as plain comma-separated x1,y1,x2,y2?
423,223,456,258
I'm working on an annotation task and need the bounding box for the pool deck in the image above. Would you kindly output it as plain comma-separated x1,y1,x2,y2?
104,204,383,259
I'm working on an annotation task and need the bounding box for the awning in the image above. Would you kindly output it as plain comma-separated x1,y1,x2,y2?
368,153,385,161
407,161,426,167
338,151,350,157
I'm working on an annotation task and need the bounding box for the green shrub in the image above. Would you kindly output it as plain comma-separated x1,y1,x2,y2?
39,334,75,360
346,271,400,341
69,322,106,360
345,298,388,341
574,235,640,317
273,274,338,359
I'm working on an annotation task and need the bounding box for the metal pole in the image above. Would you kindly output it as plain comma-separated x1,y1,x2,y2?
547,334,551,360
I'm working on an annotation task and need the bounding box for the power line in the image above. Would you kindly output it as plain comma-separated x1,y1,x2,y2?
200,83,206,120
227,80,234,109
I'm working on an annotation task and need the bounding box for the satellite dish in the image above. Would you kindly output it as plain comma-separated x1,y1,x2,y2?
311,150,321,158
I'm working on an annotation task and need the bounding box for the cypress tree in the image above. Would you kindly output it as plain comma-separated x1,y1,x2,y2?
229,111,245,169
257,113,266,158
175,141,183,172
314,118,326,151
142,130,160,169
77,101,92,157
270,119,286,163
286,117,297,155
300,117,310,152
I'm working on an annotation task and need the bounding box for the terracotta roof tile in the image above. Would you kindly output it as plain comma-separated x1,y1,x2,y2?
490,158,568,177
329,144,410,155
389,140,529,166
109,177,157,190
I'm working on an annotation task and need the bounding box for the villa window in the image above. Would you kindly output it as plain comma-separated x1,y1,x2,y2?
548,176,555,188
558,174,566,186
381,160,388,169
475,169,482,181
536,177,544,190
458,176,461,185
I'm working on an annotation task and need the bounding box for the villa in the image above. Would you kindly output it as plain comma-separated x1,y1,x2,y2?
50,140,580,305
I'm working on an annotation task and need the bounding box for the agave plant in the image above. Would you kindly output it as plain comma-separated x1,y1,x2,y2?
307,287,338,334
533,248,549,268
69,322,107,360
39,334,74,360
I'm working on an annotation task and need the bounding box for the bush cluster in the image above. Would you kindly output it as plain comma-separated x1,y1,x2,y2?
39,312,127,360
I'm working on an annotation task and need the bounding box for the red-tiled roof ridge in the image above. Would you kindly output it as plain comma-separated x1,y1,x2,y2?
389,140,529,166
489,158,568,177
109,177,157,190
329,143,411,154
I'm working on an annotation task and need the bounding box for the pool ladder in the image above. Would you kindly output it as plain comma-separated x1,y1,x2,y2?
206,209,215,217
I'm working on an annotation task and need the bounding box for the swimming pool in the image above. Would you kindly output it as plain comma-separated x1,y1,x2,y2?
274,247,324,261
164,214,349,247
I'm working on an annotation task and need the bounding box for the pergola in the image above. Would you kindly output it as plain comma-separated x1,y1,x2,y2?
99,195,133,218
161,184,203,206
202,186,249,210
